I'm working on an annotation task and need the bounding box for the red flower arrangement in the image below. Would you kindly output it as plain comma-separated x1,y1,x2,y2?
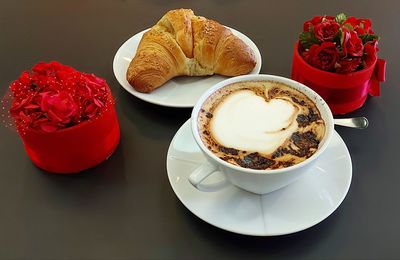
7,61,120,173
9,61,114,133
291,13,386,115
299,13,380,74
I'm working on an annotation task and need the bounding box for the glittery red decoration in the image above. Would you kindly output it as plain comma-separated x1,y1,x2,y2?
9,61,114,134
8,61,120,173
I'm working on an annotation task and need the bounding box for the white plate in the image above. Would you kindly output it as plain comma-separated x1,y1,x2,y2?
167,120,352,236
113,28,262,107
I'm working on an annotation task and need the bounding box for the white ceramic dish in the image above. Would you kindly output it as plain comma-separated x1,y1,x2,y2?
167,119,352,236
113,28,262,107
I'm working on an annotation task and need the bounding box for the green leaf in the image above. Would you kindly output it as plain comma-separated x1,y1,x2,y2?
343,23,354,31
359,34,380,44
335,13,347,24
299,30,320,49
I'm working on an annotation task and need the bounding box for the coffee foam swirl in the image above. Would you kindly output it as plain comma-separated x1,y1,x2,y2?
198,81,325,170
210,90,300,154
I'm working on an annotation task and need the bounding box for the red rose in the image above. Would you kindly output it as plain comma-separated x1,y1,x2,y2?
33,61,74,76
364,41,378,66
310,42,340,71
301,44,319,64
15,71,31,86
10,95,34,113
357,19,374,34
33,117,59,133
83,74,107,90
343,17,374,35
314,20,340,41
17,111,33,126
303,15,335,31
335,58,361,73
343,17,357,27
83,98,104,119
303,16,323,31
342,29,364,57
40,91,78,125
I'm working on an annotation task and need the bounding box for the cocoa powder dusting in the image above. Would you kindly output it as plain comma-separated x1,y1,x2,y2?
197,80,325,170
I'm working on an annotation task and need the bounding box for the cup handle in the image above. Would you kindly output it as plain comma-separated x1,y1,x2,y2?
188,162,229,192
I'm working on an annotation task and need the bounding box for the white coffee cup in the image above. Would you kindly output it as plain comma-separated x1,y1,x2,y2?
189,74,334,195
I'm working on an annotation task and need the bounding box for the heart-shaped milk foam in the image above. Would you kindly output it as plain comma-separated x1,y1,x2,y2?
210,90,299,154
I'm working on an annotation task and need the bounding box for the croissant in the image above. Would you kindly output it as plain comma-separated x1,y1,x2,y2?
126,9,257,93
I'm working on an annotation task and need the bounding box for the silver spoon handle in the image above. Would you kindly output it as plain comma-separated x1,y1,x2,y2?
334,117,369,129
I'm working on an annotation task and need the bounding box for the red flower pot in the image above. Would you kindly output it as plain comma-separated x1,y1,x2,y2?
291,42,386,114
19,102,120,174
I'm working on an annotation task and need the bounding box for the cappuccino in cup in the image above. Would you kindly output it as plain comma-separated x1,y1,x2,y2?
197,81,326,170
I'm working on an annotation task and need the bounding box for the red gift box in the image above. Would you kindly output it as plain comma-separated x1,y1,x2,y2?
20,101,120,174
291,42,386,114
8,61,121,174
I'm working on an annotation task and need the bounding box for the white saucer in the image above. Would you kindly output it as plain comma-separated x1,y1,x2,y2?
113,28,262,107
167,119,352,236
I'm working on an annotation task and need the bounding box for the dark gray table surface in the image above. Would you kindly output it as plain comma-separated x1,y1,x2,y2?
1,0,399,259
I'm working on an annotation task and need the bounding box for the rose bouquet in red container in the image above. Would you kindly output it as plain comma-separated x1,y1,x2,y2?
8,61,120,173
291,13,386,114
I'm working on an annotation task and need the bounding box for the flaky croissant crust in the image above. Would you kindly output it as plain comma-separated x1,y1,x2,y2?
126,9,256,93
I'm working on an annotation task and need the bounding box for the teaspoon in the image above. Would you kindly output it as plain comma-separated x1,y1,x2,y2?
334,117,369,129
